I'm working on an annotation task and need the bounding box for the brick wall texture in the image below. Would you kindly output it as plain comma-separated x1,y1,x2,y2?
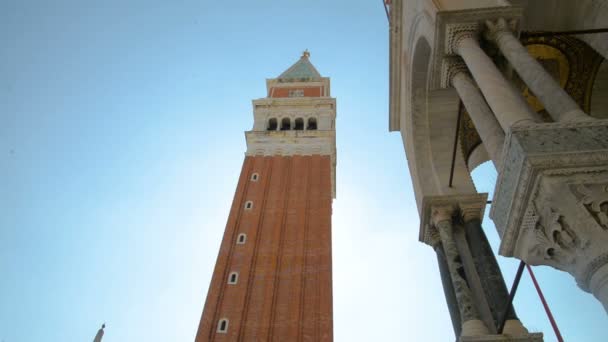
195,155,333,342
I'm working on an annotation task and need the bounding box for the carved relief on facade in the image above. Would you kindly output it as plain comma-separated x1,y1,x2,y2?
573,183,608,230
516,171,608,290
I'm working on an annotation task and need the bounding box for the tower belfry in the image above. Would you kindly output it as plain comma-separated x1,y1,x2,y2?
195,52,336,341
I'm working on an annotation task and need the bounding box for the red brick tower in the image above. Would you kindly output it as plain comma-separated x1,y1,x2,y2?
195,51,336,342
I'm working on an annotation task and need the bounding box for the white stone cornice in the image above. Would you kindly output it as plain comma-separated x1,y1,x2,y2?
253,97,336,108
419,193,488,247
429,6,524,90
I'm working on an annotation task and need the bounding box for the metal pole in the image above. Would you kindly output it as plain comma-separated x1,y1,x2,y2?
382,0,390,22
527,265,564,342
497,261,526,334
448,109,462,187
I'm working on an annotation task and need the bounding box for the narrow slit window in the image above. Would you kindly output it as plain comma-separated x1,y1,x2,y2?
294,118,304,130
217,319,229,333
251,173,259,181
267,118,278,131
237,233,247,244
307,117,317,130
228,272,238,284
281,117,291,130
245,201,253,210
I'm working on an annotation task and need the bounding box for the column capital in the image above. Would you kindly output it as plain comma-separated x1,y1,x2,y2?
441,57,470,88
419,194,489,246
484,17,518,42
460,199,487,223
431,204,456,227
445,22,480,55
429,6,525,89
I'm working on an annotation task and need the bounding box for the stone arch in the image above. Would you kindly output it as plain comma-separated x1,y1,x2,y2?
403,24,477,211
280,117,291,130
404,35,441,211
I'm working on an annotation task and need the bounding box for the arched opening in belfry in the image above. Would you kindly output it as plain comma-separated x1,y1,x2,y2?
267,118,277,130
307,117,317,130
281,117,291,130
294,118,304,130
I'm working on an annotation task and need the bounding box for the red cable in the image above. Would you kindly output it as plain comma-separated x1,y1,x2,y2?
526,265,564,342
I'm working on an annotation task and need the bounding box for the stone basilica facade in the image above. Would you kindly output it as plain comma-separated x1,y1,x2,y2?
387,0,608,341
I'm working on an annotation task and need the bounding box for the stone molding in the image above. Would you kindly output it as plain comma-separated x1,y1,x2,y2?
490,119,608,293
420,193,488,246
430,6,524,90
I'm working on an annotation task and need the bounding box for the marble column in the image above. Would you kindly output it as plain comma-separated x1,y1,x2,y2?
460,203,529,336
435,243,462,338
432,205,489,337
449,64,505,169
454,32,540,131
485,18,592,122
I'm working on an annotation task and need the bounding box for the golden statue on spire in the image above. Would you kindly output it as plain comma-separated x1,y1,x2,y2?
302,49,310,58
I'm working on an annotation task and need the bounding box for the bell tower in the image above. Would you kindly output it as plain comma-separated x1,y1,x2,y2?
195,51,336,341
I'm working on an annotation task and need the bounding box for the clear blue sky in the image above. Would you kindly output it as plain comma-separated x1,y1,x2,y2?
1,1,606,341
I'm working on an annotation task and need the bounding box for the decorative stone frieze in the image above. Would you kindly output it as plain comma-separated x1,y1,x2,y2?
491,119,608,311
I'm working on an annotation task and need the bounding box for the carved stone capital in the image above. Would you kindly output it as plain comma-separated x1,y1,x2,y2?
484,17,518,42
419,194,488,247
429,6,524,89
446,23,480,55
460,199,487,223
432,204,456,226
491,119,608,310
441,57,470,88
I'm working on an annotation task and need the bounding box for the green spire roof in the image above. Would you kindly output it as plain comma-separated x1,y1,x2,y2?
277,50,322,82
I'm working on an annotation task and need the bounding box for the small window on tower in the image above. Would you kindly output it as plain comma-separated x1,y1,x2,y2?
267,118,278,131
228,272,238,284
251,173,259,181
288,89,304,97
245,201,253,210
307,117,317,130
294,118,304,130
217,319,229,333
280,118,291,130
237,233,247,244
